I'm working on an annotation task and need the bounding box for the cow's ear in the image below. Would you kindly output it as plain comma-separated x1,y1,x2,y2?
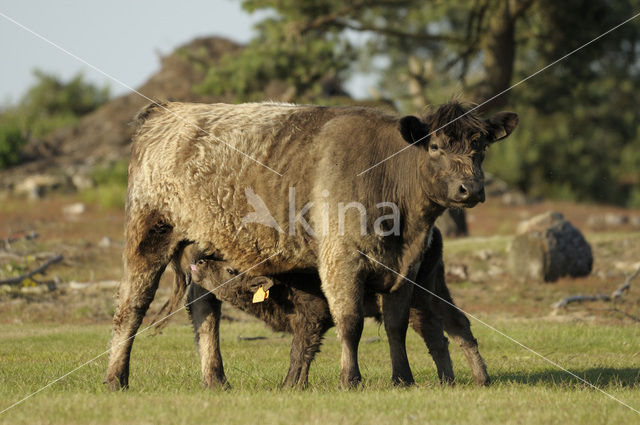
248,276,276,291
485,112,518,143
399,115,429,144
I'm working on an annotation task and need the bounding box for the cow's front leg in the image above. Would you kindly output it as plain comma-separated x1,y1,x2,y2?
186,283,229,389
381,282,415,386
319,255,365,389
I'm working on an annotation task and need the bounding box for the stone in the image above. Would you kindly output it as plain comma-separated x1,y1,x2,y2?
62,203,86,217
508,211,593,283
14,174,69,200
98,236,113,248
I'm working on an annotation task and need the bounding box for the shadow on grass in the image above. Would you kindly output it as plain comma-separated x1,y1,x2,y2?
492,367,640,388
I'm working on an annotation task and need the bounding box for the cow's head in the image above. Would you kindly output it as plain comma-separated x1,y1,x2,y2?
399,101,518,208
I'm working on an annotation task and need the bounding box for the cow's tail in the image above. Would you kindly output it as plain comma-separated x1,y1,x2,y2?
150,244,190,334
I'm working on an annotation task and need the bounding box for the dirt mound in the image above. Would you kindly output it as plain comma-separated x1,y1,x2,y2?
3,37,242,183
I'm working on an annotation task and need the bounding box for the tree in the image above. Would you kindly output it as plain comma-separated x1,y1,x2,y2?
198,0,640,205
0,70,110,169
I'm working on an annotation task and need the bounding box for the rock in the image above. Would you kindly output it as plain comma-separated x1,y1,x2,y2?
516,211,565,234
71,173,95,190
604,213,628,227
446,264,469,282
98,236,113,248
501,191,528,206
62,202,86,217
475,249,494,261
435,209,468,238
508,212,593,283
631,216,640,228
14,174,69,200
484,172,528,205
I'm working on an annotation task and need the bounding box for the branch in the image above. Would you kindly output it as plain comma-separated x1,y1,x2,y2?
511,0,537,21
337,20,464,44
296,0,463,44
612,265,640,299
552,294,610,309
552,265,640,309
0,254,63,285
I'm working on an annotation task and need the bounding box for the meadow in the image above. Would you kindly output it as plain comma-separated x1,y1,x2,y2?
1,195,639,424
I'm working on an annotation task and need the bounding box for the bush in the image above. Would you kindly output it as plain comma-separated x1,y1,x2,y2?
0,117,27,168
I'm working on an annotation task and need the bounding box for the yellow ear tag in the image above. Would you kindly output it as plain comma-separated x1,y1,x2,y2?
252,285,269,303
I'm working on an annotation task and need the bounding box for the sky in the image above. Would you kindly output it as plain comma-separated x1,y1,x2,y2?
0,1,372,105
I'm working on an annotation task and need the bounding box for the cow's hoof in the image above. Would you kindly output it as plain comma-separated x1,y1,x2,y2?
103,377,127,391
391,376,415,387
474,375,491,387
339,373,363,390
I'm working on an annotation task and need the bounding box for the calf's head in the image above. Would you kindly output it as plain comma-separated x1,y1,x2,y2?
399,102,518,208
190,255,275,292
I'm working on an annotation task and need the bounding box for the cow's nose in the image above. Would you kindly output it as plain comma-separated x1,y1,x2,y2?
458,182,485,204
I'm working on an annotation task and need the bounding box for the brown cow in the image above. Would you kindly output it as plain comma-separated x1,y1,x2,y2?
105,101,516,389
180,226,488,389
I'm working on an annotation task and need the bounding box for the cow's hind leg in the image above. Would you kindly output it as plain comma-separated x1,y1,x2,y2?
104,211,180,390
186,283,229,389
381,282,415,386
432,263,489,386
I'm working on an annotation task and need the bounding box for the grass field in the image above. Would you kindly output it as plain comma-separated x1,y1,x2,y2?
1,318,639,424
2,195,640,424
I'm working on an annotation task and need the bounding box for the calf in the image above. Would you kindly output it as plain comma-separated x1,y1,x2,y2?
180,227,488,388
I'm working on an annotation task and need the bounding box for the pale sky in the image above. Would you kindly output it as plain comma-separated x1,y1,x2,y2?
0,1,372,105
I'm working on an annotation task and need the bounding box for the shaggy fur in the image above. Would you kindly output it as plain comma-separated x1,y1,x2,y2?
183,227,488,388
105,100,516,390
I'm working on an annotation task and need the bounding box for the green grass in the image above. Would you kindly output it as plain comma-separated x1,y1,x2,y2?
1,319,639,424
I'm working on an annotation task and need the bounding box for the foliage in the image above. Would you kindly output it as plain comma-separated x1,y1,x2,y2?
0,70,109,169
196,2,353,102
206,0,640,206
79,160,128,209
0,114,27,169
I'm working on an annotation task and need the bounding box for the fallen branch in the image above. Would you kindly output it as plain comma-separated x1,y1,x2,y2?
552,265,640,309
612,265,640,299
0,254,63,285
552,294,610,309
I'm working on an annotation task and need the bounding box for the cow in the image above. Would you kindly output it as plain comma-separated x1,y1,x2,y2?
104,100,517,389
169,226,489,389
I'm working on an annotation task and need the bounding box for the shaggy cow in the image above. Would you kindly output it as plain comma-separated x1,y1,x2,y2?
105,100,517,389
179,227,488,389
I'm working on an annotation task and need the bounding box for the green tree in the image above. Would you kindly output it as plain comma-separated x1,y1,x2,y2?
205,0,640,205
0,70,110,169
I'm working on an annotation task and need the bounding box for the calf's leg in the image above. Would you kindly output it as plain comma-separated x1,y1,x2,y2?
381,282,415,386
186,283,229,389
409,302,455,385
432,263,490,386
105,212,179,390
282,314,332,389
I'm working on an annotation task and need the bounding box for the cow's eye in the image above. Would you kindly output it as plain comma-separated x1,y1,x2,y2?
429,144,439,152
226,268,238,275
197,259,205,265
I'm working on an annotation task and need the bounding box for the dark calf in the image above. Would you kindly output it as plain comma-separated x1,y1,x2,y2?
182,228,489,389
